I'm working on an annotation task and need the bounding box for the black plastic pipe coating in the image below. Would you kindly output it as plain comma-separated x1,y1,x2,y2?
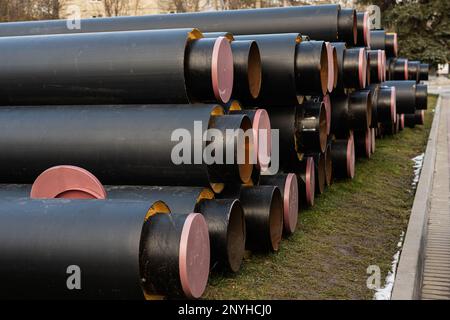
382,80,427,113
331,136,355,179
0,28,233,105
0,199,210,299
0,105,253,190
370,30,398,58
203,33,262,102
330,90,372,137
0,5,357,45
234,34,329,103
217,185,284,253
333,42,367,92
105,185,245,273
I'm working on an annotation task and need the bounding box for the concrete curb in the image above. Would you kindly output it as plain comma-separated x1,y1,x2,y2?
391,96,442,300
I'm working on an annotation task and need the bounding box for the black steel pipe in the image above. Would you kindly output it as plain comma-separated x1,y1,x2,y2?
330,90,372,136
404,110,425,128
235,33,300,105
367,50,385,83
0,5,357,44
0,105,253,191
196,199,246,272
217,185,284,253
354,129,372,158
106,185,245,273
416,84,428,110
0,29,233,105
382,80,425,113
407,60,421,83
265,106,301,172
388,58,409,80
331,134,355,179
326,42,339,92
333,43,367,91
385,32,399,58
296,100,328,154
368,84,380,128
229,108,271,173
296,157,315,208
259,173,298,235
419,63,429,81
0,199,210,299
230,40,262,101
295,40,330,96
374,85,397,123
370,30,398,58
204,33,262,102
356,11,371,48
235,34,329,102
305,153,326,195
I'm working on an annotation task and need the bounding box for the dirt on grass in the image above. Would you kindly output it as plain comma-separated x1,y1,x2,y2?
203,95,437,300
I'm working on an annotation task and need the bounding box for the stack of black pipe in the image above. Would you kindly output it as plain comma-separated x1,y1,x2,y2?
0,4,428,300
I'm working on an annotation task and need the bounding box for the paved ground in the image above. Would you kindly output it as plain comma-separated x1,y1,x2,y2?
420,92,450,300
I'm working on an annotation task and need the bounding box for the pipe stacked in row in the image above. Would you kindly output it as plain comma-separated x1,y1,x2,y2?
0,4,429,299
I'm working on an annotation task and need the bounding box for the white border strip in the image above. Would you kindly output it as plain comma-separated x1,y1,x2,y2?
391,96,442,300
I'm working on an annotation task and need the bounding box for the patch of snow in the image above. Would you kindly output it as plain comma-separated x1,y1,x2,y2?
411,153,425,190
374,231,405,300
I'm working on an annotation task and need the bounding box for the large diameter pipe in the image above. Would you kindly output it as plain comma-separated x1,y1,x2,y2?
368,84,397,126
370,30,398,58
295,40,330,96
218,185,284,253
234,33,300,105
260,173,298,235
333,43,367,91
407,60,421,83
388,58,409,80
404,110,425,128
106,185,245,273
372,85,397,124
0,29,233,105
296,100,328,154
331,134,355,179
305,153,326,195
356,12,371,48
265,106,301,172
229,108,271,172
354,129,372,159
296,157,315,208
235,34,329,101
25,165,244,273
0,199,210,299
419,63,429,81
367,50,385,83
382,80,427,113
330,90,372,137
326,42,339,92
204,33,262,101
0,105,253,190
0,5,357,44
